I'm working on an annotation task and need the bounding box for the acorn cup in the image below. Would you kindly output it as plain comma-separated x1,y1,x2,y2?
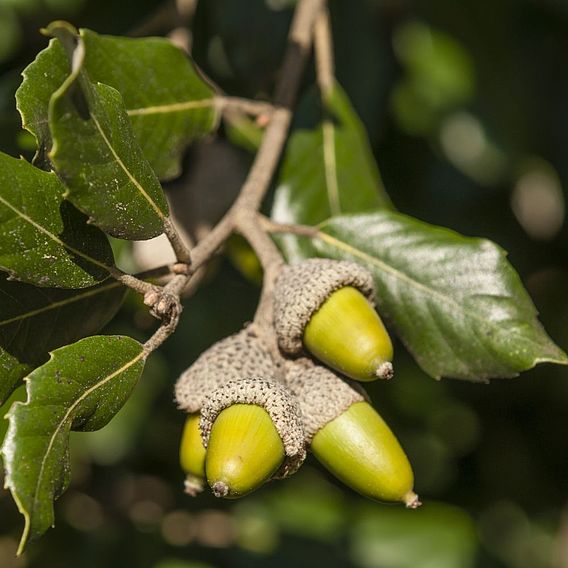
200,377,306,499
174,328,278,494
175,327,278,413
285,360,420,508
274,259,394,382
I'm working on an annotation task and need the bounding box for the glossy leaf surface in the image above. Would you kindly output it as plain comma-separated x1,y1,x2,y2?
2,335,145,553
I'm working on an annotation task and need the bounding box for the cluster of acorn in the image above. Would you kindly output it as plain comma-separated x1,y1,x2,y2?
174,259,420,508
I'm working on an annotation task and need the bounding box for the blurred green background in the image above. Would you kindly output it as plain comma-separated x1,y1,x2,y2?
1,0,568,566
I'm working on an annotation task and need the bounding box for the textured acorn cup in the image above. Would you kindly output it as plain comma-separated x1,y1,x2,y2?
200,378,306,499
274,259,393,381
286,361,419,507
174,327,277,413
179,413,206,496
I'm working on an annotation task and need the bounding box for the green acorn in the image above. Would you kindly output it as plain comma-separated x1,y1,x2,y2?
179,413,206,496
286,360,420,507
200,378,306,498
274,259,393,381
175,327,279,495
205,404,284,498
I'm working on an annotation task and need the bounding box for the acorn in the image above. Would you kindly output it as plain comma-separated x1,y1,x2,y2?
200,378,306,498
285,360,420,507
179,413,206,496
274,259,393,381
174,327,278,495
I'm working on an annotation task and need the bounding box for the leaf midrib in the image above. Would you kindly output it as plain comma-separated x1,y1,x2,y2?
0,281,121,327
0,193,112,275
90,113,164,219
126,98,215,116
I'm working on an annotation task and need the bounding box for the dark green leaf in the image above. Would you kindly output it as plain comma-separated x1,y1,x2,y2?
83,30,218,181
47,22,169,240
272,82,392,260
0,151,114,288
0,351,30,410
2,335,145,553
15,38,69,169
0,273,126,404
17,26,218,180
306,211,568,381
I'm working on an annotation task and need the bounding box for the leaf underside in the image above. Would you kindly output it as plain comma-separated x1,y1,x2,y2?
1,335,145,554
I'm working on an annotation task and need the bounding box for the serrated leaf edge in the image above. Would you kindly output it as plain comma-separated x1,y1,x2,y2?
3,342,144,555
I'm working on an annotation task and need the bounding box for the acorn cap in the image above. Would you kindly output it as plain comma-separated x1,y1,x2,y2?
174,327,277,413
274,259,376,355
200,378,306,479
285,359,368,443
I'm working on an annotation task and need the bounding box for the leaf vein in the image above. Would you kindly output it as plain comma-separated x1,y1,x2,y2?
90,114,164,219
126,98,216,117
0,194,112,274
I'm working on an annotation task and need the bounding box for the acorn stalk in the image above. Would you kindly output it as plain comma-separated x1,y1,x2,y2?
179,413,206,496
274,259,394,382
206,404,285,498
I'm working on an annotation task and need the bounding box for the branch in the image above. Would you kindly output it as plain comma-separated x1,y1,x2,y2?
235,212,284,329
163,217,192,265
236,212,288,378
259,215,319,238
108,266,161,296
218,96,276,118
233,0,326,212
314,5,335,96
141,0,326,355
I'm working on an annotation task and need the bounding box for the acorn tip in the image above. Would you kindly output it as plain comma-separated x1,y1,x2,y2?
376,361,394,380
184,474,204,497
404,491,422,509
212,481,229,498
